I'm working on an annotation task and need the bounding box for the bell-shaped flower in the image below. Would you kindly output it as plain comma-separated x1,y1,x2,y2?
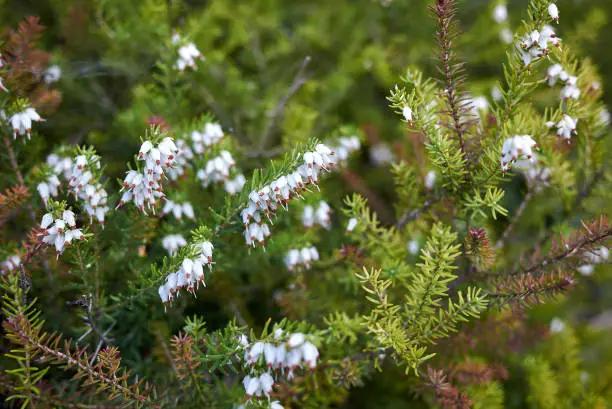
500,135,538,172
493,4,508,23
555,115,578,141
548,3,559,23
346,217,358,232
287,333,305,348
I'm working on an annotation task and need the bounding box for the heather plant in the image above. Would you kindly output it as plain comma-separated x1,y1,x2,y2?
2,0,612,408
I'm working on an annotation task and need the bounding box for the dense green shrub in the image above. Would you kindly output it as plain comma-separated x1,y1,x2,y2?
1,0,612,408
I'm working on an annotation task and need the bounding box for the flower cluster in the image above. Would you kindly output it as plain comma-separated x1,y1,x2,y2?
0,255,20,274
119,138,178,213
191,122,225,154
240,330,319,404
176,43,203,71
302,201,332,229
237,401,283,409
283,247,320,271
518,25,560,66
329,136,360,164
577,246,609,276
162,200,195,222
546,64,580,101
241,144,336,248
9,107,44,140
158,241,213,308
197,151,246,195
47,153,74,179
37,174,61,204
244,223,271,248
166,139,194,181
500,135,538,172
38,210,85,258
547,115,578,141
68,154,109,226
36,153,73,203
162,234,187,256
517,156,550,191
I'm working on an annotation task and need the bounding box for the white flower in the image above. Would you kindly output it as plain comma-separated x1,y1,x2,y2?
198,151,238,188
274,344,287,368
491,86,503,102
259,372,275,397
548,3,559,23
517,25,560,65
41,213,54,229
598,109,611,127
284,247,319,271
270,401,284,409
500,135,538,172
555,115,578,141
44,65,61,84
37,182,51,203
176,43,203,71
38,212,85,258
284,249,300,271
500,28,513,44
493,4,508,23
158,284,171,309
224,174,246,195
287,333,305,348
0,77,7,92
424,170,436,190
302,205,314,228
9,108,44,140
0,255,21,274
369,143,394,166
237,334,249,349
332,136,360,163
577,265,594,276
516,156,550,190
285,347,302,371
121,139,178,214
549,317,565,333
546,64,565,86
471,96,489,113
403,105,413,125
561,76,580,101
247,342,265,365
407,239,420,255
162,200,195,221
314,201,332,229
346,217,358,232
264,343,276,368
243,375,261,398
301,341,319,369
583,247,609,264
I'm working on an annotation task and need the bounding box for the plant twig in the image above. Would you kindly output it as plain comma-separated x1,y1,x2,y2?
396,196,441,229
255,55,311,154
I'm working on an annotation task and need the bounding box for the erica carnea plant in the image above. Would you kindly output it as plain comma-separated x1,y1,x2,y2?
2,0,612,408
